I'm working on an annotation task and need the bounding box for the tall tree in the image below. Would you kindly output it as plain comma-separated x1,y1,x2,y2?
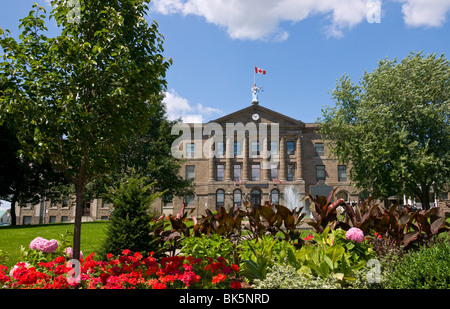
321,52,450,209
0,0,171,260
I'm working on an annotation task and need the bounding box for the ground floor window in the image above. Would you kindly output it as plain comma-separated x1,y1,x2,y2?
216,189,225,208
233,189,242,206
271,189,279,205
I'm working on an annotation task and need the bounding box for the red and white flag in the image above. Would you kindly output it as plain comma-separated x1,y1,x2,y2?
255,67,266,75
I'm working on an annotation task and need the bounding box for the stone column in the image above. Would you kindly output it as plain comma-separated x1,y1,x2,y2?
295,136,303,180
279,136,286,180
208,138,215,181
225,136,232,181
262,137,270,180
242,136,249,181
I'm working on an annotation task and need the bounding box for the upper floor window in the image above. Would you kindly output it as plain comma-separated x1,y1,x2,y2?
251,141,260,156
270,141,279,155
338,165,347,182
185,165,195,180
315,143,324,157
251,164,260,181
234,141,241,156
186,143,195,158
316,165,326,182
270,165,278,180
286,141,295,155
216,164,225,181
216,141,225,157
233,164,241,181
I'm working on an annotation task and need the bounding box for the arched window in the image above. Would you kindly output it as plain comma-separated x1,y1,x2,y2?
336,191,349,202
271,189,279,205
233,189,242,207
216,189,225,209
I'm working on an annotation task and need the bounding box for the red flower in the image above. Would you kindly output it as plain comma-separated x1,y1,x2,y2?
212,273,226,284
122,249,131,256
107,253,113,259
230,281,241,289
152,282,167,289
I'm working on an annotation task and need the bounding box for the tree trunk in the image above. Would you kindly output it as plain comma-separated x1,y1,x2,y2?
420,185,431,210
72,162,86,262
10,191,18,226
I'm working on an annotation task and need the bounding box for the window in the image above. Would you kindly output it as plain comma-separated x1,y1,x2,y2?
270,165,278,180
440,192,449,200
186,143,195,158
185,165,195,180
216,141,225,157
82,202,91,216
316,165,326,182
287,164,295,181
251,164,260,181
287,141,295,155
251,141,260,156
336,191,348,202
49,216,56,223
270,141,279,155
233,164,241,181
163,194,173,207
216,189,225,208
185,195,195,206
233,189,242,206
315,143,324,156
234,141,241,156
338,165,347,182
61,216,69,222
216,164,225,181
271,189,279,205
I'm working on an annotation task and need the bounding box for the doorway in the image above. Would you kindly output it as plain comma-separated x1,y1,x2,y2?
251,189,261,208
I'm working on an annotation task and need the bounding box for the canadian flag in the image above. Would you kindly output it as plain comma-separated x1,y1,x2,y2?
255,67,266,75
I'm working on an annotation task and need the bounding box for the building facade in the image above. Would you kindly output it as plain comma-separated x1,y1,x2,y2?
13,98,449,225
156,100,362,217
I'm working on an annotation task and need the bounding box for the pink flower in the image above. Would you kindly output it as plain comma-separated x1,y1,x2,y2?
64,247,83,259
345,227,364,243
29,237,58,253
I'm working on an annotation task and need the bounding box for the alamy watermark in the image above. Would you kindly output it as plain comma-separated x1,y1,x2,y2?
171,121,280,169
366,0,381,24
66,0,81,24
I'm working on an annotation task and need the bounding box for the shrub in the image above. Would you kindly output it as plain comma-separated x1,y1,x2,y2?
385,233,450,289
252,263,341,289
180,234,236,262
99,173,163,258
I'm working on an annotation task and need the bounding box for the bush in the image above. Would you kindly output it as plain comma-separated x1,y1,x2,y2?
99,173,163,258
180,234,236,262
252,263,341,289
385,234,450,289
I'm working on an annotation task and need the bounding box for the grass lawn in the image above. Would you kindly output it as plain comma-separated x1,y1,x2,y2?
0,221,108,269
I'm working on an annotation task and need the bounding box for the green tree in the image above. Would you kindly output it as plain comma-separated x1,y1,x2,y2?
0,0,170,260
321,52,450,209
100,172,163,258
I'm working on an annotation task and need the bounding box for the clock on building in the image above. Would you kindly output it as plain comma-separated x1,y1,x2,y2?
252,113,260,121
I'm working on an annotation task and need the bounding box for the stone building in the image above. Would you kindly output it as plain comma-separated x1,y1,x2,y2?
15,198,111,225
155,98,362,217
13,91,449,225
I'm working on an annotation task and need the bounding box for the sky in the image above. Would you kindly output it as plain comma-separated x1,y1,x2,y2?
0,0,449,209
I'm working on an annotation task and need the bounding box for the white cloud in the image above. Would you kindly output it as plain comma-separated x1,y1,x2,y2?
151,0,380,40
163,89,222,123
399,0,450,27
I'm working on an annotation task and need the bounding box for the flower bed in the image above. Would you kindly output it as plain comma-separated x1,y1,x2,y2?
0,247,241,289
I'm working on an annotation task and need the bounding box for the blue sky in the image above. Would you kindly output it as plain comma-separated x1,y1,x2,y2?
0,0,449,210
1,0,449,125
